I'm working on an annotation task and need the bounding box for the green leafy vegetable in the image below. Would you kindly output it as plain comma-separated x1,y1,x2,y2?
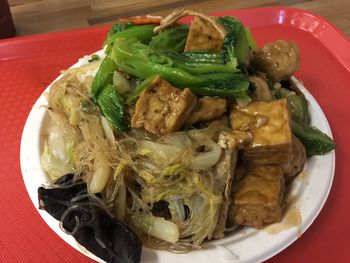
92,56,117,100
105,23,156,54
97,84,129,131
111,21,134,34
291,121,336,156
244,27,257,51
111,38,249,99
218,16,254,66
149,24,189,53
104,22,133,53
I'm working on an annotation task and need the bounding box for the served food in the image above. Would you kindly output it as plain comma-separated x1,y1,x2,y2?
37,9,336,262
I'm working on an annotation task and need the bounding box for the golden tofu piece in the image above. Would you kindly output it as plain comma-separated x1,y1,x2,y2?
185,16,224,52
230,99,292,164
131,76,197,136
186,97,226,124
229,165,285,229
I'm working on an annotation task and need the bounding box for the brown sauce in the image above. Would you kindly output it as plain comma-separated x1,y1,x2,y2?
263,196,302,237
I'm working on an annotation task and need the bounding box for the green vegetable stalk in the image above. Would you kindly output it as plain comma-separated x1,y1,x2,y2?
166,50,238,74
92,22,160,131
92,56,130,131
92,56,117,100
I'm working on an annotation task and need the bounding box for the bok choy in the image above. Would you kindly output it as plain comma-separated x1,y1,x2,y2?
96,84,129,131
149,24,189,52
104,22,156,54
218,16,256,66
112,38,250,99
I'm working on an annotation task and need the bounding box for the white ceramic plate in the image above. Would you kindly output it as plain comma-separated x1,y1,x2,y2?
20,54,335,263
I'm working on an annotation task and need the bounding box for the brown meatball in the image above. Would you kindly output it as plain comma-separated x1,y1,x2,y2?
253,40,300,81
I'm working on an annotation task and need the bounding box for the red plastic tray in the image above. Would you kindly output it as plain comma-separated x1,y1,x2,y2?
0,6,349,263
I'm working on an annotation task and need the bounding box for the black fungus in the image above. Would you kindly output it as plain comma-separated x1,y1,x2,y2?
38,174,87,220
38,174,142,263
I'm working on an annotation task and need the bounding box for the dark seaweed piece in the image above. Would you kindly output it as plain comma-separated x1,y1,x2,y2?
38,174,87,220
61,204,142,263
38,174,142,263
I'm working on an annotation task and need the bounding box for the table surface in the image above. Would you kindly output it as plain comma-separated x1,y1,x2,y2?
8,0,350,37
1,5,350,263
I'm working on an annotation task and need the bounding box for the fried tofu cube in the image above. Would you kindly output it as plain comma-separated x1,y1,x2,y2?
131,76,197,136
230,99,293,164
186,97,226,124
185,16,224,52
229,165,285,229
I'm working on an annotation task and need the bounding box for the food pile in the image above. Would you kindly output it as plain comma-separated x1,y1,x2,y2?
38,9,335,263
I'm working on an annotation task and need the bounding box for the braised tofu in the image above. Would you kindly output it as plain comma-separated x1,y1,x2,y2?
229,165,285,229
131,76,197,136
186,97,227,124
281,135,306,183
185,16,224,52
230,99,293,164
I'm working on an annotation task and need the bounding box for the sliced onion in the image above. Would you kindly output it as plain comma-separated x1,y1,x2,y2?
189,140,221,170
101,116,115,144
151,216,179,243
89,155,112,193
134,214,179,244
